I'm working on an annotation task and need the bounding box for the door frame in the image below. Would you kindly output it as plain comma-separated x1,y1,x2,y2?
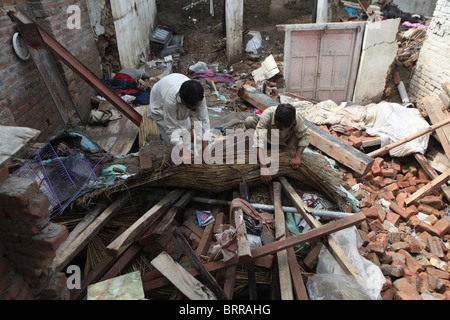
278,22,366,102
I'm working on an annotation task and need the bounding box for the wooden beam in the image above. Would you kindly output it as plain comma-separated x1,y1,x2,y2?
238,85,374,175
278,177,361,278
368,116,450,158
405,168,450,206
233,207,253,265
286,240,309,300
172,227,229,300
99,244,141,282
414,153,450,203
151,251,218,300
143,211,366,291
106,189,186,256
422,96,450,162
56,194,130,272
56,200,109,257
273,182,294,300
70,227,127,300
139,191,196,247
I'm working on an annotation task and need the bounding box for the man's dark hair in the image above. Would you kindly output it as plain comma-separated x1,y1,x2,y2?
179,80,204,107
275,104,296,127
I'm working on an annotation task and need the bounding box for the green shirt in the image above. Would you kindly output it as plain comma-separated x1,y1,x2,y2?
254,106,310,150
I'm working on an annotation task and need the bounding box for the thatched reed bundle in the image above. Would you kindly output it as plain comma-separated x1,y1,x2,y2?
75,139,351,211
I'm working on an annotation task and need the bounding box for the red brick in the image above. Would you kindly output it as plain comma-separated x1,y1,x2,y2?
390,203,415,220
369,219,385,233
20,224,68,252
0,177,39,208
362,206,380,219
391,242,410,252
381,169,395,177
383,183,400,193
386,211,401,226
426,267,450,280
393,278,422,300
381,288,394,300
391,159,402,171
371,161,382,176
434,217,450,237
5,274,25,300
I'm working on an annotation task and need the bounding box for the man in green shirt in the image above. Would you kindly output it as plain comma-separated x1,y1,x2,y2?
244,104,310,184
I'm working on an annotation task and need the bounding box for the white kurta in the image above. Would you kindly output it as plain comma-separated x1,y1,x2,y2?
147,73,210,147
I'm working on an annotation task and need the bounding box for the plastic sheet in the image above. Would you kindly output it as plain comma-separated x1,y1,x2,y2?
307,227,386,300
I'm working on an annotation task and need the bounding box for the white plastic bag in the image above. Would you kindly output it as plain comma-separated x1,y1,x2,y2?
245,36,262,54
307,226,386,300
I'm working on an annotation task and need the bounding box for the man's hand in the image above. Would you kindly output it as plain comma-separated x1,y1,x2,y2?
290,146,305,170
290,155,302,170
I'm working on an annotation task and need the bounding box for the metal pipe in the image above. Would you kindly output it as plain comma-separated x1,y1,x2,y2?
192,196,352,219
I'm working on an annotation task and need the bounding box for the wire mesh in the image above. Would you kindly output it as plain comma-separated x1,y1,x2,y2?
12,140,105,218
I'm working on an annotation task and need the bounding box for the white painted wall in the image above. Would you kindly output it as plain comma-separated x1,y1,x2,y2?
409,0,450,101
86,0,107,36
110,0,157,68
353,18,401,105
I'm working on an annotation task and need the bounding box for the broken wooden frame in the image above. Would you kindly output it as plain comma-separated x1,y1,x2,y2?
143,209,365,292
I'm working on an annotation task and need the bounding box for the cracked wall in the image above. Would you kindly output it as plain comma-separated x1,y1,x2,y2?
353,18,401,105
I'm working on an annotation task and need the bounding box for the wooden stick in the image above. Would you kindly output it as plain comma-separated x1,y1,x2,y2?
278,177,361,278
150,251,218,300
143,211,366,291
172,227,229,300
106,189,186,256
368,116,450,158
233,207,253,265
405,168,450,206
414,153,450,203
56,194,130,272
273,182,294,300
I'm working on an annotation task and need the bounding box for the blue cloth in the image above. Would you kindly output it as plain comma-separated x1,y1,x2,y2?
133,87,151,106
343,7,361,18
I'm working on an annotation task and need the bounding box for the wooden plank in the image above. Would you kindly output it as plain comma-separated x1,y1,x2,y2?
305,120,374,175
414,153,450,203
70,227,127,300
405,168,450,206
422,96,450,161
233,207,253,265
106,189,186,256
85,104,147,157
172,227,229,300
99,244,141,282
56,194,130,272
139,191,196,247
278,176,361,278
0,125,40,167
56,200,109,257
18,23,76,124
238,85,374,175
143,211,366,291
150,251,218,300
273,182,294,300
286,242,309,300
368,115,450,158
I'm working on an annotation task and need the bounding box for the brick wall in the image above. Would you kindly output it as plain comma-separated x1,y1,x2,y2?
0,168,69,300
0,0,102,143
409,0,450,101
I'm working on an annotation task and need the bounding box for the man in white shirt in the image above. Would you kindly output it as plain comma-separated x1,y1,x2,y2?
148,73,211,162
